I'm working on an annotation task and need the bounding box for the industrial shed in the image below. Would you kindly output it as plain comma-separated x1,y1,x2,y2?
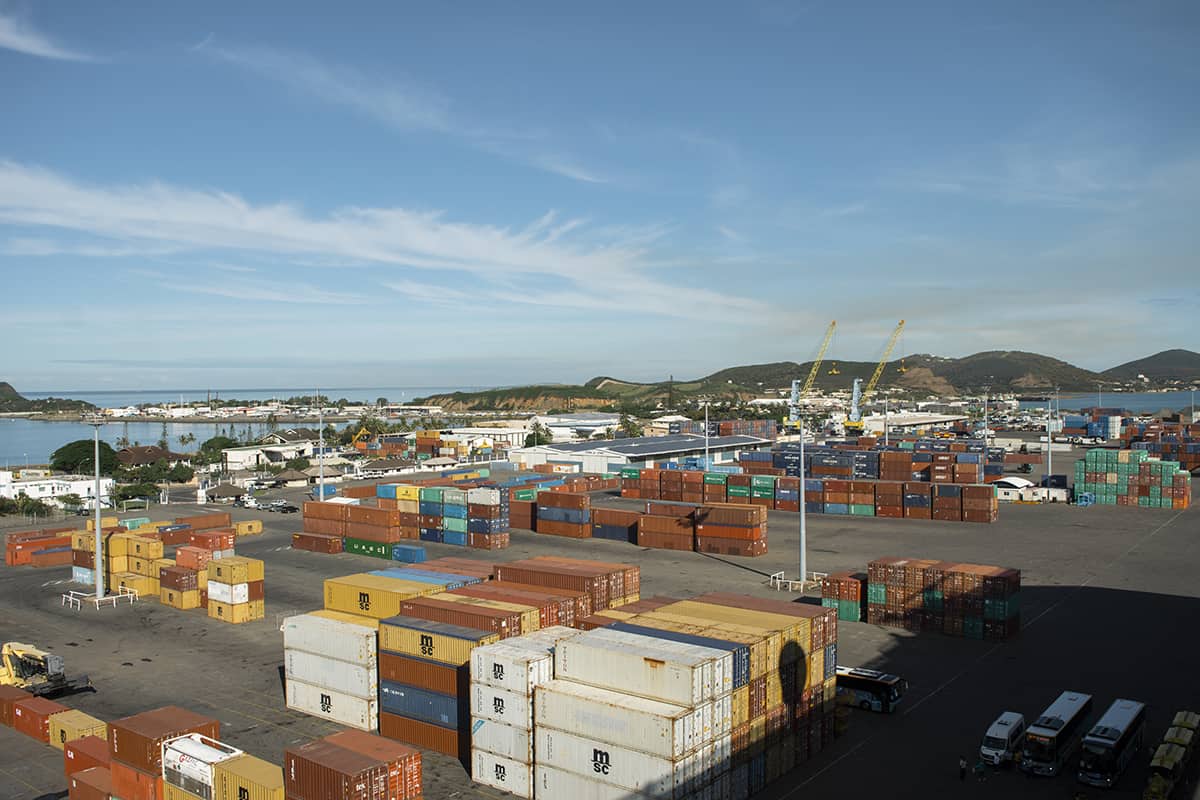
508,433,770,474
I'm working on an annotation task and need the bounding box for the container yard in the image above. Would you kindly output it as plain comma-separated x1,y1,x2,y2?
0,463,1197,800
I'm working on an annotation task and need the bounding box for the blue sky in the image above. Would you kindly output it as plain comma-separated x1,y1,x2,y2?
1,1,1197,392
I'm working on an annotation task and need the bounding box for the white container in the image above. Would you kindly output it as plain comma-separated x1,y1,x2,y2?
535,680,701,760
712,693,732,737
518,625,580,649
534,765,653,800
285,678,378,731
71,566,94,585
470,682,534,729
285,649,377,700
586,628,731,698
207,581,248,605
471,717,533,762
555,633,712,707
470,642,554,695
536,726,699,798
471,748,532,798
162,734,242,800
467,488,502,505
282,612,377,665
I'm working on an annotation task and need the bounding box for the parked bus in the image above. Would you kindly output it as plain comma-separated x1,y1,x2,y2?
835,666,908,713
1021,691,1094,776
1077,699,1146,787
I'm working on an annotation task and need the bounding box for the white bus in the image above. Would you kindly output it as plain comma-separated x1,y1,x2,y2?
1077,699,1146,788
1021,691,1094,776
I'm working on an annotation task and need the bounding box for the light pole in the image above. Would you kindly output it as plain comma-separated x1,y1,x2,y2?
88,418,105,599
1045,397,1053,503
982,385,990,449
317,389,325,502
704,401,709,468
1097,383,1102,409
799,414,807,587
883,395,889,448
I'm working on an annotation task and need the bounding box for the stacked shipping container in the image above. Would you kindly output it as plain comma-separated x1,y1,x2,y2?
866,557,1021,640
1074,448,1193,508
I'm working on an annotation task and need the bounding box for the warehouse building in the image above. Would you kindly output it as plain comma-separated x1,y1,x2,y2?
508,433,770,474
0,470,115,509
531,412,621,441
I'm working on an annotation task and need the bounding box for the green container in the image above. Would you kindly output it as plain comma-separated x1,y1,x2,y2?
620,467,641,479
703,473,728,485
838,599,862,622
751,475,777,488
867,583,887,605
922,589,944,612
345,537,391,559
899,441,915,450
984,596,1020,621
442,516,467,533
727,486,751,498
513,488,537,501
821,597,838,609
419,487,444,502
849,504,875,516
751,487,775,499
963,616,985,640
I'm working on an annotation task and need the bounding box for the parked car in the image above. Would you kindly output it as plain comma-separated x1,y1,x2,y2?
276,504,299,514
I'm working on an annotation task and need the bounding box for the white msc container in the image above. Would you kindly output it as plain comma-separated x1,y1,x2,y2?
470,683,534,729
471,717,534,762
712,693,732,737
586,628,732,698
207,581,248,605
471,748,532,798
162,734,242,800
535,680,703,760
285,649,377,700
282,612,377,665
536,726,699,799
534,765,654,800
285,678,378,731
555,633,712,707
467,488,502,505
470,642,554,695
518,625,580,647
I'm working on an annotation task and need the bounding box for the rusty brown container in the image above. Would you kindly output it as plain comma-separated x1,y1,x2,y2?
535,491,589,510
0,686,34,726
12,696,67,742
379,652,466,696
159,566,198,592
379,712,466,760
292,532,344,553
637,530,694,551
175,512,232,530
68,766,112,800
449,584,561,628
72,549,95,568
324,729,423,800
398,596,521,639
108,706,219,774
284,738,389,800
64,734,111,776
303,517,344,536
695,537,768,557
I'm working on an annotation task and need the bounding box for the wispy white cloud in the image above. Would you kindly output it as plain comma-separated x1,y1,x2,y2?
0,11,96,62
0,161,764,320
717,225,744,242
200,41,611,185
2,237,179,258
170,279,371,305
208,262,257,274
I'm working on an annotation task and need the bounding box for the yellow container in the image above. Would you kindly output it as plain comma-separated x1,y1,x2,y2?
47,710,107,750
196,569,208,589
432,594,540,634
379,618,499,665
86,516,119,532
592,609,636,622
160,587,201,610
112,572,158,599
749,717,767,753
658,601,801,664
395,499,419,514
309,608,380,629
393,485,421,502
155,557,176,574
208,556,265,584
127,535,164,560
70,531,93,551
128,556,158,578
213,753,285,800
105,532,136,557
234,520,263,536
208,599,265,624
766,672,784,707
732,685,749,728
106,555,130,574
323,574,443,619
807,648,825,691
823,677,837,703
164,784,206,800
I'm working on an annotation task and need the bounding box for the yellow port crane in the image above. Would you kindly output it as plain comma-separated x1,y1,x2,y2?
845,320,906,435
785,321,836,429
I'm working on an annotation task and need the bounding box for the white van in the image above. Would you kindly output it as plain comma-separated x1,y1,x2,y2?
981,711,1026,765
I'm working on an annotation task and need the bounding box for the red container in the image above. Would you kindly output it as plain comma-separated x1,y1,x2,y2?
175,512,231,530
72,549,95,568
324,729,423,800
110,759,162,800
284,739,389,800
450,584,560,628
12,696,67,741
637,530,694,551
694,536,768,557
159,566,199,592
174,546,212,571
0,685,33,726
68,766,112,800
345,522,401,543
292,532,344,553
535,519,591,538
379,652,465,696
108,706,219,774
189,529,236,551
379,712,465,760
535,491,589,510
399,596,521,639
467,532,509,550
65,734,111,777
303,517,344,536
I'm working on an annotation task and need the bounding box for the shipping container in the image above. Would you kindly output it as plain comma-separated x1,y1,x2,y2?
12,696,67,742
48,709,107,750
323,729,422,800
379,651,465,696
283,739,389,800
283,611,379,664
471,749,532,798
162,734,242,800
536,725,699,798
379,616,499,666
286,649,378,700
555,632,712,707
471,718,533,763
469,642,554,696
110,758,165,800
68,766,113,800
64,734,111,777
211,754,285,800
379,681,462,730
207,599,265,624
286,679,378,732
108,706,220,776
379,711,465,759
323,574,441,619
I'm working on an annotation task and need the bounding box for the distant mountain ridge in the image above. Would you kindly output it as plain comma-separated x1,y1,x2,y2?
415,349,1199,410
0,383,97,414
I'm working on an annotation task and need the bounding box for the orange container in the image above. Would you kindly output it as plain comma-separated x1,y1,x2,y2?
12,696,67,742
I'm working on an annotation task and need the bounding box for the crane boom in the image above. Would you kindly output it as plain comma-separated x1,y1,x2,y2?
861,319,905,404
800,321,836,399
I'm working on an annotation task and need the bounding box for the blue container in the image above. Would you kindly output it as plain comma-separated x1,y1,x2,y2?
609,622,749,689
824,503,849,515
419,501,443,517
443,530,468,547
379,681,461,729
369,568,462,589
467,518,507,534
391,544,427,563
377,484,398,500
535,506,591,525
823,643,837,680
419,529,444,543
804,479,824,493
592,524,636,543
311,485,337,498
903,494,930,508
805,501,824,514
442,504,467,520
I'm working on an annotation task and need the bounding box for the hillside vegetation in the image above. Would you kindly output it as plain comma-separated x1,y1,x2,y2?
1103,349,1200,382
0,382,96,414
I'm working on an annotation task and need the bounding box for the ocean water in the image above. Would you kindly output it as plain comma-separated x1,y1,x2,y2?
22,386,483,408
1017,390,1196,414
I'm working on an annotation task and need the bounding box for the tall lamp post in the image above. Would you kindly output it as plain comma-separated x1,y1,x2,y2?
87,417,105,599
799,414,807,587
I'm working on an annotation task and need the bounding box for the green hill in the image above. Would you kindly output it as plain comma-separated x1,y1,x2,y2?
1102,349,1200,382
0,383,96,414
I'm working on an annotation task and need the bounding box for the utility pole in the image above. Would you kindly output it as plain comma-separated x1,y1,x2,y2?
1045,398,1053,503
883,395,889,448
88,418,105,599
982,385,990,449
317,388,325,502
704,401,709,468
799,414,807,587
